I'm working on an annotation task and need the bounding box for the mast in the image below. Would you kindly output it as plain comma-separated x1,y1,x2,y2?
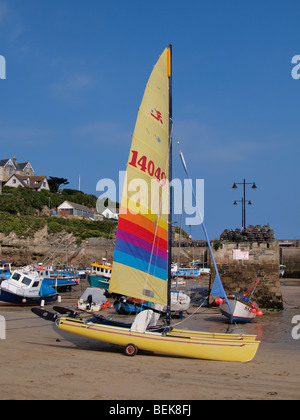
166,44,172,327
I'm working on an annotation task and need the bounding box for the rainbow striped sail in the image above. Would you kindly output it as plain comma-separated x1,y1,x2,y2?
109,48,171,306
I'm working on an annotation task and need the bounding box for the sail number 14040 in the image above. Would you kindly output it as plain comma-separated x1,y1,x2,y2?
128,150,166,185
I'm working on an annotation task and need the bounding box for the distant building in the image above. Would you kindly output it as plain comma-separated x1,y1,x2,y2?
57,200,96,220
5,175,50,191
102,207,119,220
0,156,34,183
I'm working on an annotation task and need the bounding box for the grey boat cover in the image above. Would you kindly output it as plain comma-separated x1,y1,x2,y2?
79,287,106,304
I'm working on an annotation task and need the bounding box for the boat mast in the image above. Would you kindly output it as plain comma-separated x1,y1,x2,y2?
166,44,172,327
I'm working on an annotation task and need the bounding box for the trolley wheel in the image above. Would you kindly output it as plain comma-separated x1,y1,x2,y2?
124,343,138,357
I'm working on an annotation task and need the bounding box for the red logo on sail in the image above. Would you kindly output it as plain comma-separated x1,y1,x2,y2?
151,108,163,124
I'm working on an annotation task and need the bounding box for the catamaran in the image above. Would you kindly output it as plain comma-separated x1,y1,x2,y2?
32,45,260,362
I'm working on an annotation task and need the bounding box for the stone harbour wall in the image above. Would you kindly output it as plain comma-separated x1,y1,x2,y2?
209,242,283,309
281,247,300,278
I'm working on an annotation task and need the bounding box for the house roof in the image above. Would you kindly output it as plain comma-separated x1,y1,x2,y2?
16,162,31,171
0,159,31,170
6,174,47,189
0,159,12,167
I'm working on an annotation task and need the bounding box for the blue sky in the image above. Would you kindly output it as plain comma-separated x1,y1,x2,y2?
0,0,299,240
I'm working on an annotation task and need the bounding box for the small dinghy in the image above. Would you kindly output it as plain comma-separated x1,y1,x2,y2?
77,287,107,312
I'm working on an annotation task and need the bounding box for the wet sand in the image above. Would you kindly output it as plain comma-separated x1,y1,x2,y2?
0,279,299,400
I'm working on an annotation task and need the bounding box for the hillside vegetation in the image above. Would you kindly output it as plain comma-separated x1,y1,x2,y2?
0,186,117,240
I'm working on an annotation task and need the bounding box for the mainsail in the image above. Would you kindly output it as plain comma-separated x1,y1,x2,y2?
109,48,171,306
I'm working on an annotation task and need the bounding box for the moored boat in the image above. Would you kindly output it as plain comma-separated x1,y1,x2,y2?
34,264,80,290
86,260,112,289
0,268,59,305
0,259,12,281
217,278,263,323
171,263,201,279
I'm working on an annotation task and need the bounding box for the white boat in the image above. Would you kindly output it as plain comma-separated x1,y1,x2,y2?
0,268,59,305
220,297,257,323
279,264,286,277
77,287,108,312
169,290,191,313
214,278,263,323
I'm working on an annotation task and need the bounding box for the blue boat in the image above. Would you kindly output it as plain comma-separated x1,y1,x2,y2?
0,269,59,305
87,262,112,290
0,260,12,281
114,298,152,315
34,265,80,290
171,263,201,278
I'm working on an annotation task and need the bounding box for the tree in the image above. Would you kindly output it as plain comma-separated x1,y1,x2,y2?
48,177,69,193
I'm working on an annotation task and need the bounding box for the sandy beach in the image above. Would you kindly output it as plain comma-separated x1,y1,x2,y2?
0,279,299,401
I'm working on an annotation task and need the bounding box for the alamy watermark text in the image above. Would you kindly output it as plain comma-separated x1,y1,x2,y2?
291,55,300,80
0,55,6,79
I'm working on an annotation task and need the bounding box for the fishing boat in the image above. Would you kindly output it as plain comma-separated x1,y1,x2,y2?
32,45,260,362
0,259,12,281
34,264,80,290
0,268,59,305
171,263,201,279
86,260,112,289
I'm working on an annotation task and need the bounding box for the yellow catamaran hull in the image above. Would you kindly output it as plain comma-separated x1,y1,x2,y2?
58,317,260,362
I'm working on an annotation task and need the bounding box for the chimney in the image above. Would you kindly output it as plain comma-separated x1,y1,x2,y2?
13,155,17,166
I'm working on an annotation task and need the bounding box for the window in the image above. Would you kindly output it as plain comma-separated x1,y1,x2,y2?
12,273,21,281
32,281,40,288
21,277,32,286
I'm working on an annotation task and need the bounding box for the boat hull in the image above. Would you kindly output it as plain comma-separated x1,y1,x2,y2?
87,274,110,290
114,300,152,315
43,277,79,289
220,298,257,323
171,268,201,279
57,317,260,362
0,288,58,306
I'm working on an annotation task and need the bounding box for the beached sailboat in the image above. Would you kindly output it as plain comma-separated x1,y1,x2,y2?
32,45,260,361
218,278,263,323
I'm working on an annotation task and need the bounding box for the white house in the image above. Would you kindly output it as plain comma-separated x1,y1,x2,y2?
5,175,50,191
102,207,119,220
57,200,96,220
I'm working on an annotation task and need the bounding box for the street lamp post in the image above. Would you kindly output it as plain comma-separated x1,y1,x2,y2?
232,179,257,230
